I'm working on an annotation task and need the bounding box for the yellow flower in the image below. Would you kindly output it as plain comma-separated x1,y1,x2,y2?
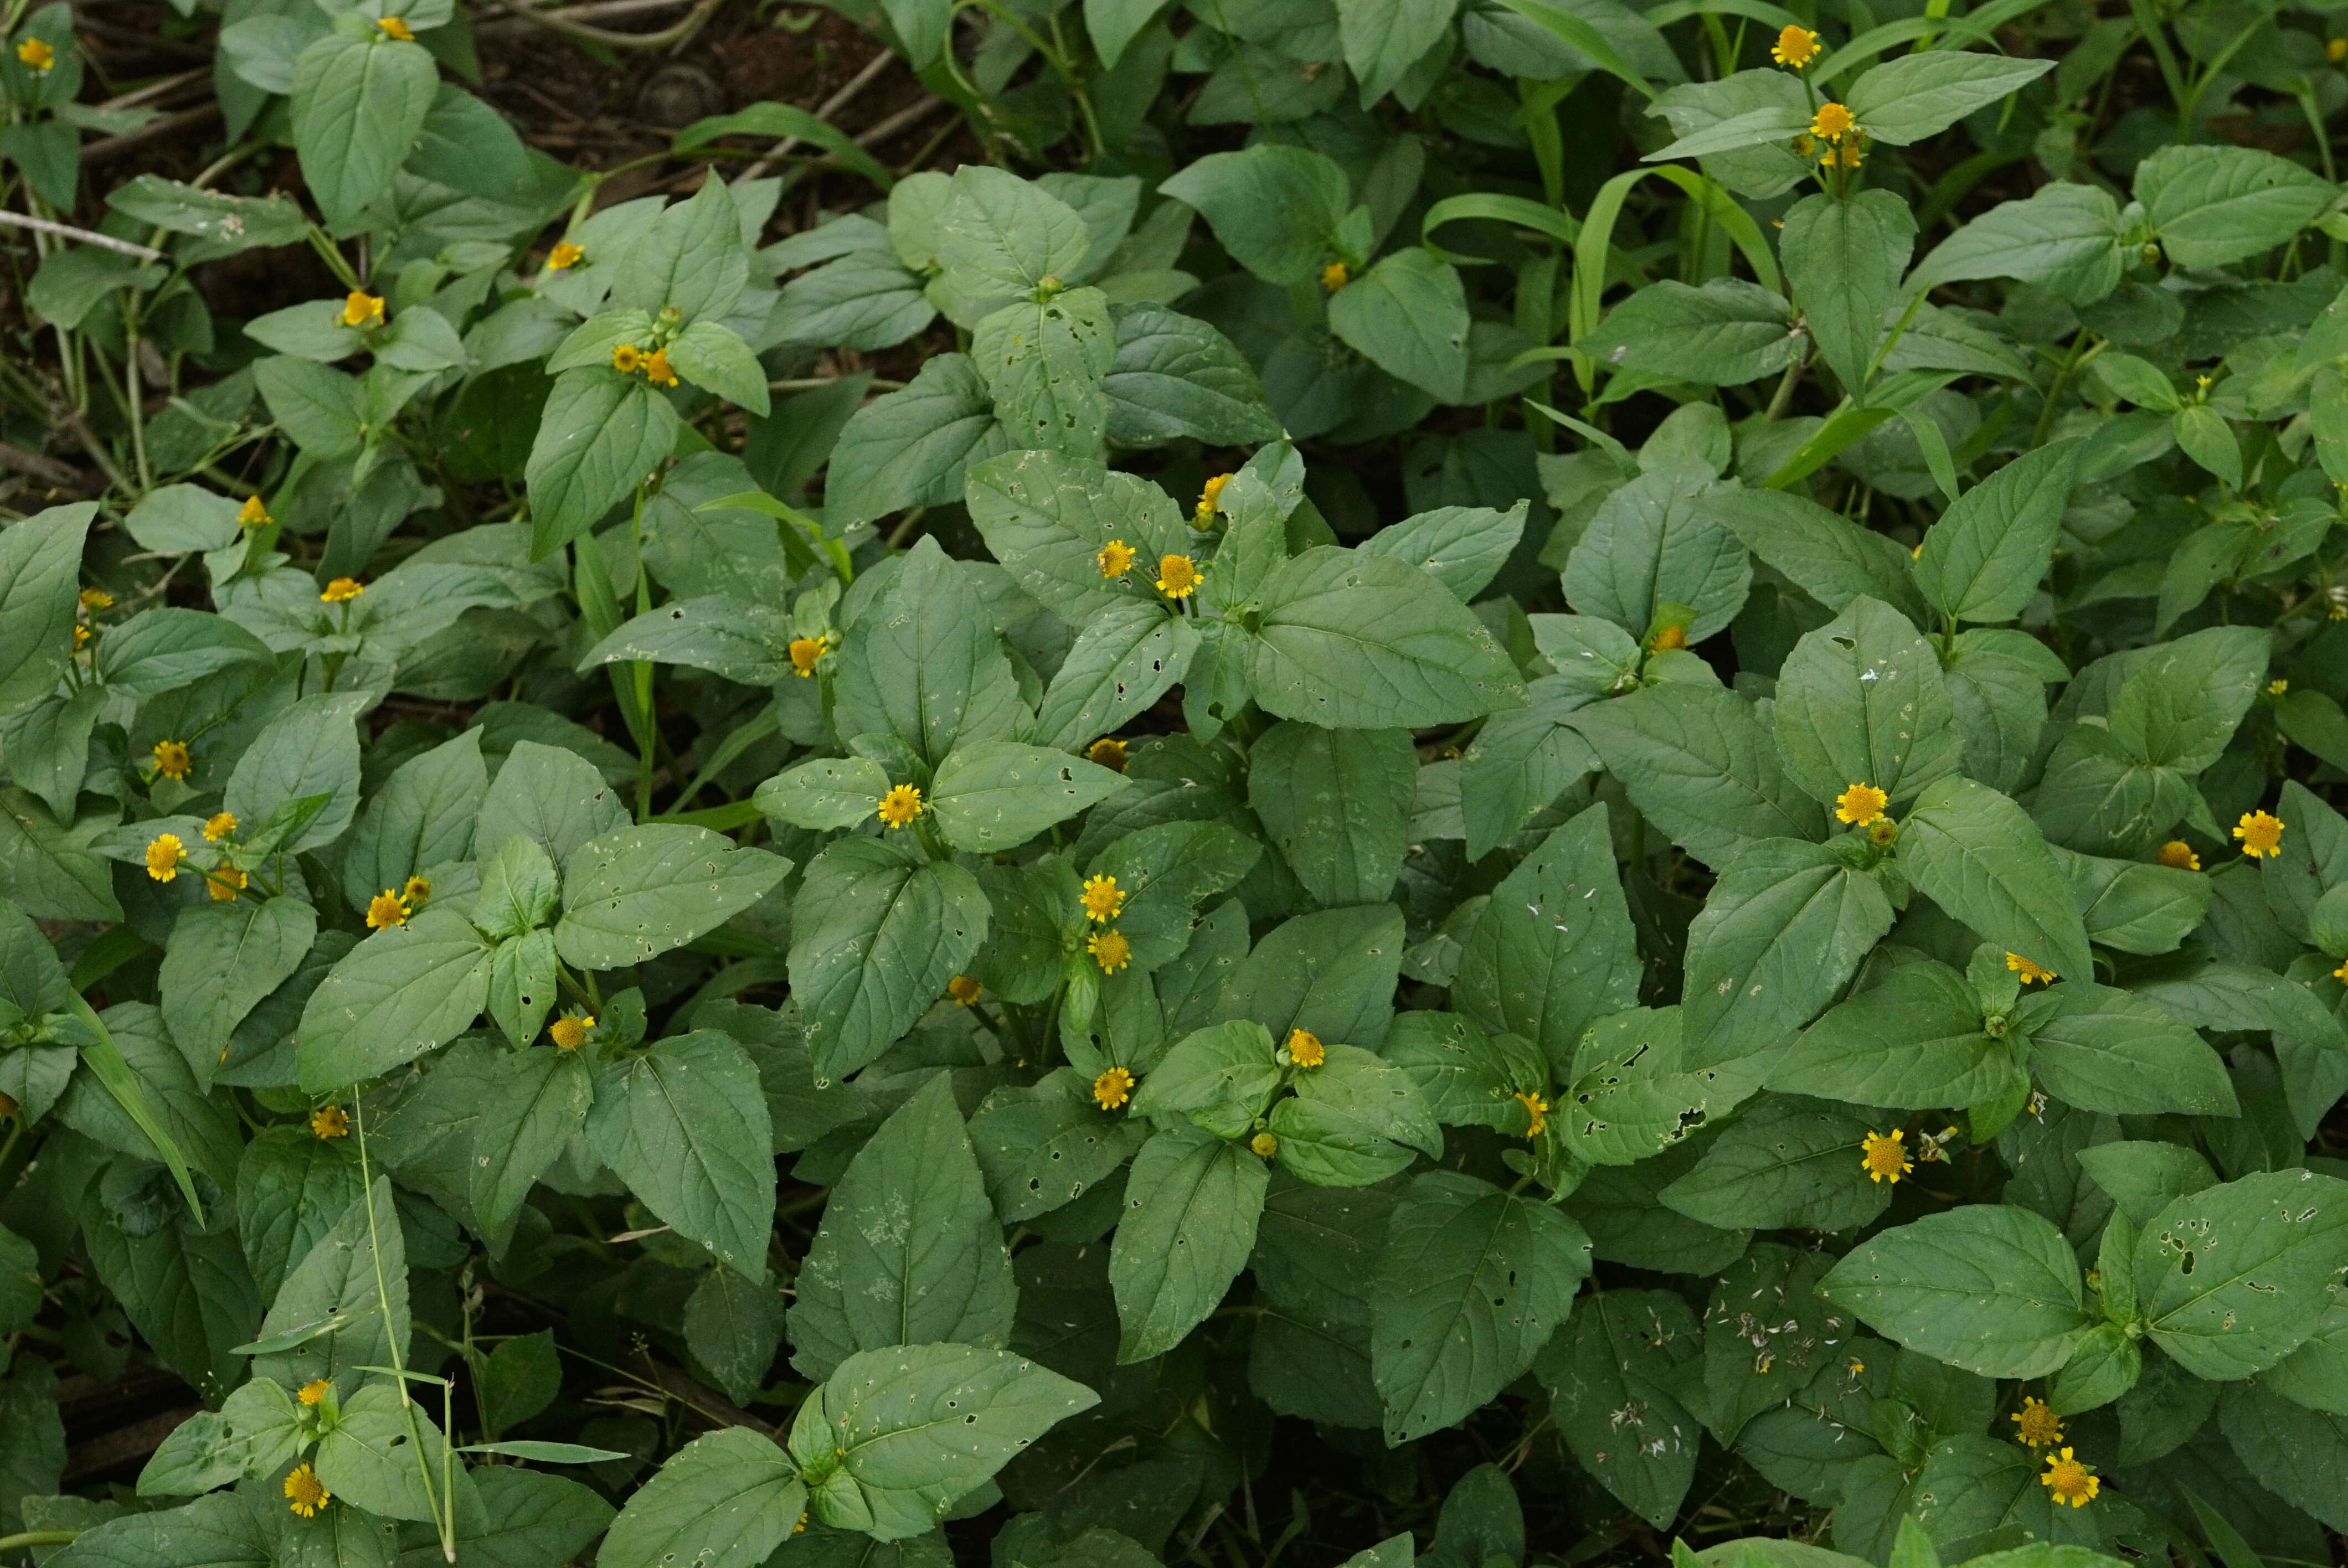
402,875,431,910
947,975,981,1005
375,15,414,39
1088,929,1131,974
1155,554,1201,599
2267,679,2289,696
72,625,90,653
1516,1090,1548,1138
1866,817,1899,847
612,343,643,374
1835,782,1887,826
2005,952,2056,986
1811,102,1857,141
2011,1396,2064,1450
1195,473,1231,523
285,1462,332,1517
297,1379,330,1406
339,291,385,329
788,633,832,677
310,1106,349,1141
877,784,924,828
1096,539,1135,579
2041,1448,2099,1508
2334,957,2348,984
1087,737,1127,772
207,866,248,902
1286,1028,1325,1068
203,811,238,842
1093,1065,1134,1110
237,494,271,528
366,890,410,930
79,587,112,611
547,241,585,270
1771,24,1820,66
1321,261,1348,292
549,1013,594,1050
1650,624,1687,651
16,36,54,70
2156,840,2201,871
1861,1128,1912,1184
1081,874,1125,922
645,348,679,388
153,739,192,780
321,577,364,603
146,833,186,882
1250,1131,1279,1157
2234,809,2285,859
2331,35,2346,61
1829,142,1865,169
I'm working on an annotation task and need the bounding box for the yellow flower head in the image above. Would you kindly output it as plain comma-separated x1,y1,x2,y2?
203,811,238,842
2234,809,2285,859
1835,782,1887,826
1096,538,1135,579
645,348,680,388
1093,1065,1134,1110
1516,1089,1549,1138
73,624,90,652
547,241,585,271
153,739,192,780
285,1462,331,1517
549,1013,594,1050
1650,624,1687,651
402,875,431,909
146,833,186,882
2335,957,2348,984
1810,102,1857,141
2267,679,2289,697
236,494,271,528
1156,554,1201,599
1081,874,1125,922
2331,36,2346,62
1861,1128,1912,1184
1321,261,1349,292
16,36,54,70
297,1379,331,1406
1250,1130,1279,1158
2011,1396,2064,1449
366,890,410,930
2005,952,2056,986
947,975,981,1005
375,15,413,39
207,866,248,902
1087,737,1127,772
321,577,364,604
1196,473,1231,522
612,343,643,374
339,291,385,329
310,1106,349,1141
2041,1448,2099,1508
1793,133,1818,158
877,783,925,828
788,633,831,677
79,587,112,611
2156,840,2201,871
1286,1028,1326,1068
1088,928,1131,974
1771,24,1820,66
1828,142,1865,169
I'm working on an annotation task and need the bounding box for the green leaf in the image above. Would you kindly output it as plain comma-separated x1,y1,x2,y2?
1248,546,1526,728
1360,502,1526,606
1103,302,1283,450
587,1031,775,1280
971,288,1116,457
477,1329,562,1433
1338,0,1459,101
826,354,1010,529
1541,1288,1701,1527
1582,280,1802,386
1911,440,2083,626
832,538,1026,767
1779,190,1914,396
467,1045,593,1237
610,178,749,324
225,693,365,856
664,319,771,415
2216,1381,2348,1530
2139,145,2339,268
1707,488,1925,621
597,1426,805,1568
1842,51,2052,145
1269,1043,1443,1185
1772,595,1963,808
295,905,491,1092
755,755,891,832
1157,145,1352,287
287,31,438,226
929,741,1130,853
249,1176,405,1390
2075,1139,2217,1225
789,1074,1017,1379
1555,1006,1737,1167
1770,960,2014,1109
2130,1169,2348,1379
684,1267,787,1407
1246,723,1417,908
1454,806,1641,1073
137,1375,301,1497
789,837,990,1080
965,450,1190,625
1569,684,1826,869
1681,838,1896,1070
552,823,788,970
2104,625,2270,774
1821,1204,2092,1378
2012,983,2236,1117
970,1066,1147,1223
1896,776,2093,985
793,1344,1098,1540
1564,468,1750,642
475,739,631,871
524,369,682,558
338,729,486,911
313,1378,449,1521
1371,1169,1591,1443
580,595,801,684
159,897,316,1089
1327,249,1471,403
44,1493,273,1568
934,166,1091,296
1110,1122,1270,1361
252,357,365,458
440,1468,616,1568
1033,602,1196,753
1912,183,2124,305
1130,1019,1285,1139
57,1000,243,1192
1660,1094,1895,1232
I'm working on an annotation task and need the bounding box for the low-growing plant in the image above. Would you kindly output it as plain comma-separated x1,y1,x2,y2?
3,0,2348,1564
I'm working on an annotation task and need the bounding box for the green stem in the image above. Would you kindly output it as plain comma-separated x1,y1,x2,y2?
353,1099,455,1562
0,1533,79,1551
